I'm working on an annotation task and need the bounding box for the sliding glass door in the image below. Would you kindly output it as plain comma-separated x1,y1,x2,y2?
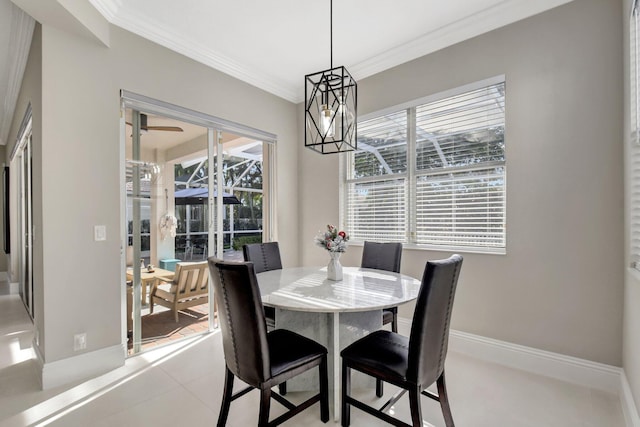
122,95,275,355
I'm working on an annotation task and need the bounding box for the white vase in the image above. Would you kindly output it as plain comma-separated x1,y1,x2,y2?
327,251,343,281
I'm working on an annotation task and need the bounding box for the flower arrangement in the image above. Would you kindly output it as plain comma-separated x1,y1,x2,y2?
315,224,349,253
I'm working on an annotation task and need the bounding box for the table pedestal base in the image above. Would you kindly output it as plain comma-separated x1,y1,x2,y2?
275,309,381,419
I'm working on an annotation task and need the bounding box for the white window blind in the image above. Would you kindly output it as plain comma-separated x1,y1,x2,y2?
344,78,506,252
346,178,407,242
416,167,505,248
346,110,408,242
415,83,506,249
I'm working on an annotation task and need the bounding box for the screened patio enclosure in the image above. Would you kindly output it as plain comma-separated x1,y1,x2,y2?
125,138,265,263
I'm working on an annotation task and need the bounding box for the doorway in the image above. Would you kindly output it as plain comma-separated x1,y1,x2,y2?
121,93,275,355
12,108,34,319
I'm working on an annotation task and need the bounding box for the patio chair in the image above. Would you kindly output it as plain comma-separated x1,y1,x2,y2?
175,236,192,260
192,236,208,260
149,261,209,322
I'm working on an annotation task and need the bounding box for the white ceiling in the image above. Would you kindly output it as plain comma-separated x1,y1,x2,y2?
0,0,574,145
88,0,574,103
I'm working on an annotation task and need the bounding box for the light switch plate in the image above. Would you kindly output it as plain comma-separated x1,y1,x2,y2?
94,225,106,241
74,333,87,351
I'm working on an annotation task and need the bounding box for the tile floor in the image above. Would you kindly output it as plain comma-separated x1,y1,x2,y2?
0,282,626,427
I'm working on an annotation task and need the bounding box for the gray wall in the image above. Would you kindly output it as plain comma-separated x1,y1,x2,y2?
7,23,299,365
299,0,624,366
623,0,640,413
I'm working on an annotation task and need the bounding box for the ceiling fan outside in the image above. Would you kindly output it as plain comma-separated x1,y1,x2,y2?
126,113,184,132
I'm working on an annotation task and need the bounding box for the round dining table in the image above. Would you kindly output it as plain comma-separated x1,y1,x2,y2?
256,266,421,420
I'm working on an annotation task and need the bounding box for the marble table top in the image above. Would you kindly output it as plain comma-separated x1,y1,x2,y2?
256,266,421,313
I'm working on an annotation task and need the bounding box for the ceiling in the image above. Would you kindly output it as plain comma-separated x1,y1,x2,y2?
0,0,574,145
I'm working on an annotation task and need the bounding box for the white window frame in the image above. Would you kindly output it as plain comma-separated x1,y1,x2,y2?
341,75,506,254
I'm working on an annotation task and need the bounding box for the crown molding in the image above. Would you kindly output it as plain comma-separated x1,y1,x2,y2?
87,0,120,22
349,0,575,82
0,6,35,147
88,0,575,105
105,6,298,103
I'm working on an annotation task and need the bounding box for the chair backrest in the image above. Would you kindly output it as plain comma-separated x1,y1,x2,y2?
242,242,283,274
173,261,209,298
208,258,270,387
360,241,403,273
407,254,463,387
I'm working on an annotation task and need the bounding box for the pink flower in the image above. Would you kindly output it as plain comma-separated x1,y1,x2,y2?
338,231,346,238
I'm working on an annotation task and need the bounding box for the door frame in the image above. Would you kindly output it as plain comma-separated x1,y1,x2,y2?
120,91,277,354
10,104,34,319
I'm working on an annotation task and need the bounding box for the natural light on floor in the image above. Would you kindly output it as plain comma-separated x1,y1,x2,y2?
5,334,211,426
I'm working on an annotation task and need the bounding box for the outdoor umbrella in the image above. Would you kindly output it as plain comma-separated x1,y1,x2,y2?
174,187,241,205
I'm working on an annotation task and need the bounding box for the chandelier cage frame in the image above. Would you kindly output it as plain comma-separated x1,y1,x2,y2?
304,0,358,154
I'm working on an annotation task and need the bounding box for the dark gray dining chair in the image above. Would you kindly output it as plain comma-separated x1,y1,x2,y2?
361,241,403,333
209,259,329,427
341,254,463,427
360,241,404,397
242,242,287,394
243,242,283,274
243,242,282,330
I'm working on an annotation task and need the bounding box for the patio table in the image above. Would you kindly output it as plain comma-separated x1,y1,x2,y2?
126,267,174,304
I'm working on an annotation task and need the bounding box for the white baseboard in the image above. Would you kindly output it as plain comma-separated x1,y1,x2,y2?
449,329,621,393
34,343,126,390
8,281,18,294
0,270,18,294
398,318,638,426
622,371,640,427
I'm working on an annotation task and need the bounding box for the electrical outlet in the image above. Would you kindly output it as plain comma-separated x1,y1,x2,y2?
74,333,87,351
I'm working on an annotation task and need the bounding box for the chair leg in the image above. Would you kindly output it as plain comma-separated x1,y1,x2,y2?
437,371,455,427
173,300,179,322
217,367,235,427
278,382,287,395
258,387,272,427
319,356,329,423
392,312,398,333
376,378,384,397
408,386,423,427
341,363,351,426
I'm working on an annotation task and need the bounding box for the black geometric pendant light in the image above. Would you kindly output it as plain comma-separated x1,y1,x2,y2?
304,0,357,154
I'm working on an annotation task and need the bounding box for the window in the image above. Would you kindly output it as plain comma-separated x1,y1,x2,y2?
344,77,506,253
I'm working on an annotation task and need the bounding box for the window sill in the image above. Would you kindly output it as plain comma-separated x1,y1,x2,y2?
348,240,506,256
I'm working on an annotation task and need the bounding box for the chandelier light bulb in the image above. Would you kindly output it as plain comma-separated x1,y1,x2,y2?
320,104,335,138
